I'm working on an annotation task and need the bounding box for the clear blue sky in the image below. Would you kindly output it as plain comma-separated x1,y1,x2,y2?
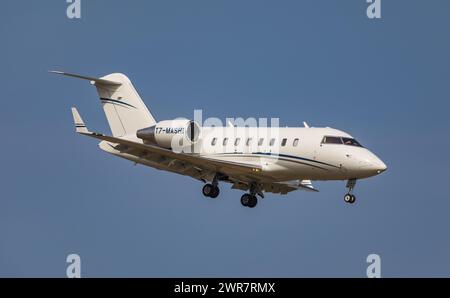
1,0,449,277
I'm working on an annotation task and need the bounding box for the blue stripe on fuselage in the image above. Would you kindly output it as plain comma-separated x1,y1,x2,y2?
214,152,339,170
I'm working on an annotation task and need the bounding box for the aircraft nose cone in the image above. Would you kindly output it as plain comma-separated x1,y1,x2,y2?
374,160,387,174
366,155,387,174
356,152,387,176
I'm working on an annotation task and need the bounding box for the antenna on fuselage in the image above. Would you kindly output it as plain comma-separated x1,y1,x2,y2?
303,121,310,128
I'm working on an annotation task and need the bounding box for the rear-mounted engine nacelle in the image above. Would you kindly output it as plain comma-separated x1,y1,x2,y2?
136,119,201,149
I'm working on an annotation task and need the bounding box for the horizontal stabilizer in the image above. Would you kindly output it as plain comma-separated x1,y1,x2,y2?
50,71,122,86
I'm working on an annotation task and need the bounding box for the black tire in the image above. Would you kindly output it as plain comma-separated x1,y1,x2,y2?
349,195,356,204
209,186,220,199
247,195,258,208
241,194,251,207
202,184,213,197
344,193,352,203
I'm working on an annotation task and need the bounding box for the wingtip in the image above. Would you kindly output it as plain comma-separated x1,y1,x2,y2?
71,107,89,134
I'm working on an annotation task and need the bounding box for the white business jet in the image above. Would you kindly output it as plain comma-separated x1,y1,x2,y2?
52,71,387,208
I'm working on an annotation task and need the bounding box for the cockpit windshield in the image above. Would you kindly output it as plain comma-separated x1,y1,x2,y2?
322,136,342,144
341,137,363,147
322,136,363,147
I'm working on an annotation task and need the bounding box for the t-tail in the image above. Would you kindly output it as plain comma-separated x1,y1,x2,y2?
50,71,156,137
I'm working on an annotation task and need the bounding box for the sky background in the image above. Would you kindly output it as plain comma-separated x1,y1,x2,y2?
1,0,450,277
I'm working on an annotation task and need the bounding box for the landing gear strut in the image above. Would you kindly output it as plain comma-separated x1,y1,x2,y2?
344,179,356,204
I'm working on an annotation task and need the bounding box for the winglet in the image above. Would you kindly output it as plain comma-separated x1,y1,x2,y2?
71,107,90,134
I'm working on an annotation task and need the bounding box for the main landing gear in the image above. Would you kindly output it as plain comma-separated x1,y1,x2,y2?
240,183,262,208
240,194,258,208
202,174,222,199
202,178,262,208
202,183,220,198
344,179,356,204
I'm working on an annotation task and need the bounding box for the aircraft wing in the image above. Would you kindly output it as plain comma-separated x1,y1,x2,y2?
71,107,319,195
71,108,263,178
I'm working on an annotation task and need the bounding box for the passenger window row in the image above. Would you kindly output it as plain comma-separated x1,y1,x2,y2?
211,137,300,147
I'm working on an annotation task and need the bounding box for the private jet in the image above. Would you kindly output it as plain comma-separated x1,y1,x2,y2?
52,71,387,208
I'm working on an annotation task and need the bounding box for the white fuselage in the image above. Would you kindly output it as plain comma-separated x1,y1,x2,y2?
192,126,386,182
105,125,387,184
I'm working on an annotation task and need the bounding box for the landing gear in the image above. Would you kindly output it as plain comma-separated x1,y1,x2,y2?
202,174,221,199
344,193,356,204
240,183,260,208
241,194,258,208
202,183,220,198
344,179,357,204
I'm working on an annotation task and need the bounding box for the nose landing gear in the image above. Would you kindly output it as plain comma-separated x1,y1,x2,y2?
344,179,356,204
344,193,356,204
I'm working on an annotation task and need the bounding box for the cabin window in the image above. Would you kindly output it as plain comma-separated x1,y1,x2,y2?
246,138,252,146
211,138,217,146
322,136,343,144
223,138,228,146
281,138,287,147
270,138,276,146
234,138,241,146
258,138,264,146
293,138,299,147
342,137,363,147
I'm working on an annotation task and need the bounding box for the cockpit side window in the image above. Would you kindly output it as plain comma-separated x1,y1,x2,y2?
322,136,343,144
342,137,363,147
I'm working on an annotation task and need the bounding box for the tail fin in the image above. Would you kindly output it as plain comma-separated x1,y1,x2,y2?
52,71,156,137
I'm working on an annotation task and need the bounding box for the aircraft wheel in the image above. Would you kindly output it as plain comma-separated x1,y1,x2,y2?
344,194,356,204
241,194,252,207
202,184,214,197
344,193,352,203
247,195,258,208
209,186,220,199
